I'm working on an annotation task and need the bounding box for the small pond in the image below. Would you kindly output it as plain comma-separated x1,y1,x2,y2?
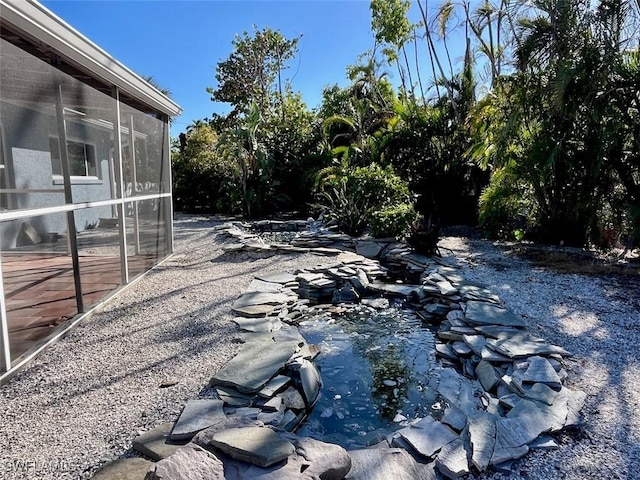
296,303,446,448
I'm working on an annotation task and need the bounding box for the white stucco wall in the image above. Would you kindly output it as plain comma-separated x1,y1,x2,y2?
1,147,113,249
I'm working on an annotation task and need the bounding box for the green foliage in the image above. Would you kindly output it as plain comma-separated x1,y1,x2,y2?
383,94,486,226
315,163,414,236
208,26,300,115
370,0,412,50
478,161,536,239
370,203,418,239
316,180,372,237
469,1,640,247
319,56,396,168
174,3,640,254
202,27,322,217
171,122,237,213
217,102,275,218
263,89,324,212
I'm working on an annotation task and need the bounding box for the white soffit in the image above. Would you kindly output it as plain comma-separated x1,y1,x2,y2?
0,0,182,117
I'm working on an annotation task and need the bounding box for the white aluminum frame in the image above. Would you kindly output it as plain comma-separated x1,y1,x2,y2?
0,0,180,381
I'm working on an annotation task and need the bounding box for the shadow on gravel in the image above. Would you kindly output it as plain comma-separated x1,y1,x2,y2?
28,298,240,408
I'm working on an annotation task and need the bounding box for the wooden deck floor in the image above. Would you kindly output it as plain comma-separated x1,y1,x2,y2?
2,253,156,361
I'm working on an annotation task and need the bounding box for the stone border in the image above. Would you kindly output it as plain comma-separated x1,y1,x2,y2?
94,221,587,480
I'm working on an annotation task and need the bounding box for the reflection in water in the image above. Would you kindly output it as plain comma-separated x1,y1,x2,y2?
297,305,444,448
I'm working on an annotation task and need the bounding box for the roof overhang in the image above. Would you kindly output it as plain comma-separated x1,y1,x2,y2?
0,0,182,117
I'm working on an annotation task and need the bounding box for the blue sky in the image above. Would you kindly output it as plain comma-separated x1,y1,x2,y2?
41,1,468,137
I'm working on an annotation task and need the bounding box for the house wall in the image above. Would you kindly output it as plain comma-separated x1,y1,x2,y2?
0,101,114,249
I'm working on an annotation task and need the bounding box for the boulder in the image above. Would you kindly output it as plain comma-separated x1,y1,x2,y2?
92,458,153,480
332,285,360,304
145,444,225,480
356,241,382,258
224,434,351,480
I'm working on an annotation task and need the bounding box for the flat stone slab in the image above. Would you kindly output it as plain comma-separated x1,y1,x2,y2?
233,292,291,309
464,301,527,327
208,426,294,467
91,458,153,480
133,422,190,460
397,417,459,458
232,317,277,333
232,304,278,318
361,297,390,309
146,444,225,480
441,406,467,432
280,386,306,410
369,283,420,297
462,334,486,356
508,397,568,434
246,279,284,293
215,386,254,407
256,272,297,284
171,399,227,441
487,336,570,359
451,341,473,356
257,375,291,398
491,418,531,465
356,241,382,258
435,437,470,478
523,382,560,405
337,252,367,264
561,387,588,428
223,433,351,480
523,356,562,390
297,272,326,283
436,280,458,296
210,340,298,393
346,448,436,480
468,413,497,472
193,417,264,449
473,325,525,338
476,360,500,392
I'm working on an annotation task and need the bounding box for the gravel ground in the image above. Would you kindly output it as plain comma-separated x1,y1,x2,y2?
0,215,638,480
438,233,640,480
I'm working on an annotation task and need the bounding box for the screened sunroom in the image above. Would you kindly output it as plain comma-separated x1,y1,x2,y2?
0,0,181,381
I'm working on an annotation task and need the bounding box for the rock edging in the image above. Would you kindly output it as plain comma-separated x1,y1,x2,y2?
94,221,586,480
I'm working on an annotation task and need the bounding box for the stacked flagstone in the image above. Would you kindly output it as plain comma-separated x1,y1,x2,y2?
94,222,586,480
218,253,584,479
375,264,587,477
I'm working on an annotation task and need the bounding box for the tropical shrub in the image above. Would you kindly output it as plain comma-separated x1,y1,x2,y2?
171,123,237,213
314,163,414,237
370,203,418,239
477,161,537,239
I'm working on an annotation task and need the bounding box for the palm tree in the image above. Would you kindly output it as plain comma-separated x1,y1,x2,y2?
475,0,640,245
142,75,172,97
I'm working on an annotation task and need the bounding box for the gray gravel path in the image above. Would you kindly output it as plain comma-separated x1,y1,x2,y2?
0,216,638,479
0,215,334,479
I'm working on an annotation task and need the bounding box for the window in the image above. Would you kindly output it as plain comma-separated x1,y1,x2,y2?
49,137,98,177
